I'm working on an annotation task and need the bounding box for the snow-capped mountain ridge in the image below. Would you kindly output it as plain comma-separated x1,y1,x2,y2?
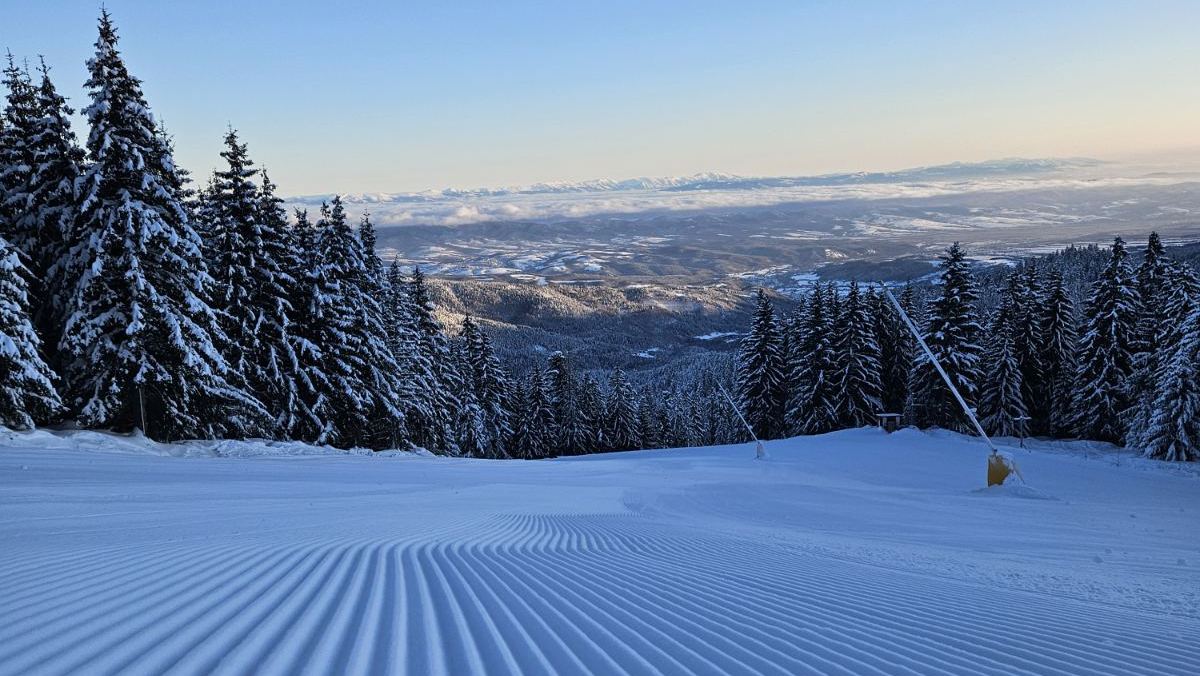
291,157,1102,205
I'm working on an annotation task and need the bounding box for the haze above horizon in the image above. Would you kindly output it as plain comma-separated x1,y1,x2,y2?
6,0,1200,195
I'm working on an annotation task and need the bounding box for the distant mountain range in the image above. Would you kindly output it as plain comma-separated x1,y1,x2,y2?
290,157,1103,205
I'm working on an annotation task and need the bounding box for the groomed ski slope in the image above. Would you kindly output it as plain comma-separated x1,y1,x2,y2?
1,427,1197,676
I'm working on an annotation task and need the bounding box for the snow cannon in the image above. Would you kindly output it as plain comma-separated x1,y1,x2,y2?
877,281,1029,489
987,452,1013,486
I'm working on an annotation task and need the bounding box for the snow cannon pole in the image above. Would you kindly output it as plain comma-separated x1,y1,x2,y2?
716,383,766,460
876,282,1019,486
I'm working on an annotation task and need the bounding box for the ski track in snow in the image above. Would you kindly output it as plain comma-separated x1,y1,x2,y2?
1,428,1197,675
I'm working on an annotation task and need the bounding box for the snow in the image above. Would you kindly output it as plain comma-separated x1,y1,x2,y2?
1,426,1197,675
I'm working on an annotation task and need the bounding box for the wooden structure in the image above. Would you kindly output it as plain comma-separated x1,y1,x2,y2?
876,413,902,433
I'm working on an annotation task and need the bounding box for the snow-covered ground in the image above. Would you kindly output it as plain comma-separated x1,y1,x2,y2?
1,427,1197,675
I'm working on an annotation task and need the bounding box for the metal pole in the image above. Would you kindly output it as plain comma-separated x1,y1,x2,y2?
716,382,766,459
877,282,997,453
138,385,148,438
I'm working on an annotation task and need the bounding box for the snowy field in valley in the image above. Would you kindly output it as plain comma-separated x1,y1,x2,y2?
1,427,1197,675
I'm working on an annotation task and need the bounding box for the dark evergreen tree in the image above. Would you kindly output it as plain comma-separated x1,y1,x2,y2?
406,267,461,451
61,12,262,439
1039,269,1078,437
459,315,511,457
905,243,983,433
978,275,1028,437
384,259,437,449
546,351,586,454
787,283,839,434
832,281,882,428
872,285,909,414
201,129,299,437
302,197,403,447
1139,304,1200,461
0,237,61,428
736,288,786,439
19,59,84,366
1012,264,1047,432
0,55,37,265
1070,237,1138,443
577,374,605,451
520,365,553,458
605,368,639,450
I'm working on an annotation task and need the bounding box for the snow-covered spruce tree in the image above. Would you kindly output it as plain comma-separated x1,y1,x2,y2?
1070,236,1139,444
1012,264,1047,432
787,283,839,434
546,351,587,455
577,374,605,452
832,281,882,428
1139,304,1200,461
355,213,413,449
737,288,786,440
1039,269,1078,437
605,368,639,451
521,365,554,458
1133,231,1169,357
301,197,403,447
872,285,910,414
283,208,333,441
201,129,302,437
637,391,661,449
458,315,511,457
1128,260,1200,452
14,60,85,368
978,274,1028,437
406,267,462,452
0,236,62,428
904,243,983,433
62,12,264,439
1124,232,1172,444
0,55,38,265
383,259,436,449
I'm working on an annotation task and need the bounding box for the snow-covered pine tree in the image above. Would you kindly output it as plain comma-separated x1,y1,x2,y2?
1039,269,1078,437
605,368,639,451
904,243,984,433
0,55,38,266
1127,259,1200,452
636,390,661,449
546,351,587,455
62,12,263,439
737,288,786,440
302,197,403,447
6,59,85,372
383,259,437,449
458,315,511,457
406,266,462,452
1070,236,1139,443
505,376,532,458
523,365,554,458
1012,263,1047,432
355,213,412,449
872,285,909,414
1139,303,1200,461
576,374,605,452
786,283,839,434
832,281,882,428
0,236,62,428
1133,231,1168,357
978,274,1028,437
1124,232,1172,444
284,208,333,441
201,129,300,437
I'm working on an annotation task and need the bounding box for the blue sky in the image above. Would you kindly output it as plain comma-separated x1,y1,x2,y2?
5,1,1199,194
